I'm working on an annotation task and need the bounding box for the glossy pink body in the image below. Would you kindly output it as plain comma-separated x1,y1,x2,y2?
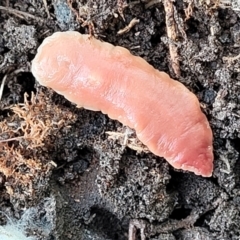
32,31,213,177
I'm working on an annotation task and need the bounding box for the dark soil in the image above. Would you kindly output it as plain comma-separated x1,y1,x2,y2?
0,0,240,240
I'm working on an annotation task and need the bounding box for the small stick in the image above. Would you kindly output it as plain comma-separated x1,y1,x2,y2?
67,0,96,37
117,0,128,21
0,6,44,22
0,56,7,71
117,18,140,35
163,0,181,77
0,75,7,101
129,219,147,240
42,0,51,18
145,0,161,9
0,136,24,143
222,53,240,62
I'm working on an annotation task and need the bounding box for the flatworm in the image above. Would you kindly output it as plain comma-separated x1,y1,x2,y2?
32,31,213,177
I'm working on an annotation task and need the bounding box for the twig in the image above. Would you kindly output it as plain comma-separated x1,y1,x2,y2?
0,6,44,22
0,55,7,71
0,67,28,101
222,53,240,62
67,0,97,36
163,0,180,77
117,18,140,35
0,74,7,101
42,0,50,18
0,136,24,143
129,219,146,240
145,0,162,9
117,0,128,21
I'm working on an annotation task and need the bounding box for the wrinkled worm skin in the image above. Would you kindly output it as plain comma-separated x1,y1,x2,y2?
32,31,213,177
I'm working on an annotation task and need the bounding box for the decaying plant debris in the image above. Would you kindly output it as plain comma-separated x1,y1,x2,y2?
0,92,77,204
0,0,240,239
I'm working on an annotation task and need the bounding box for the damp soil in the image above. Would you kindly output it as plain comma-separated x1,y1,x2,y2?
0,0,240,240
